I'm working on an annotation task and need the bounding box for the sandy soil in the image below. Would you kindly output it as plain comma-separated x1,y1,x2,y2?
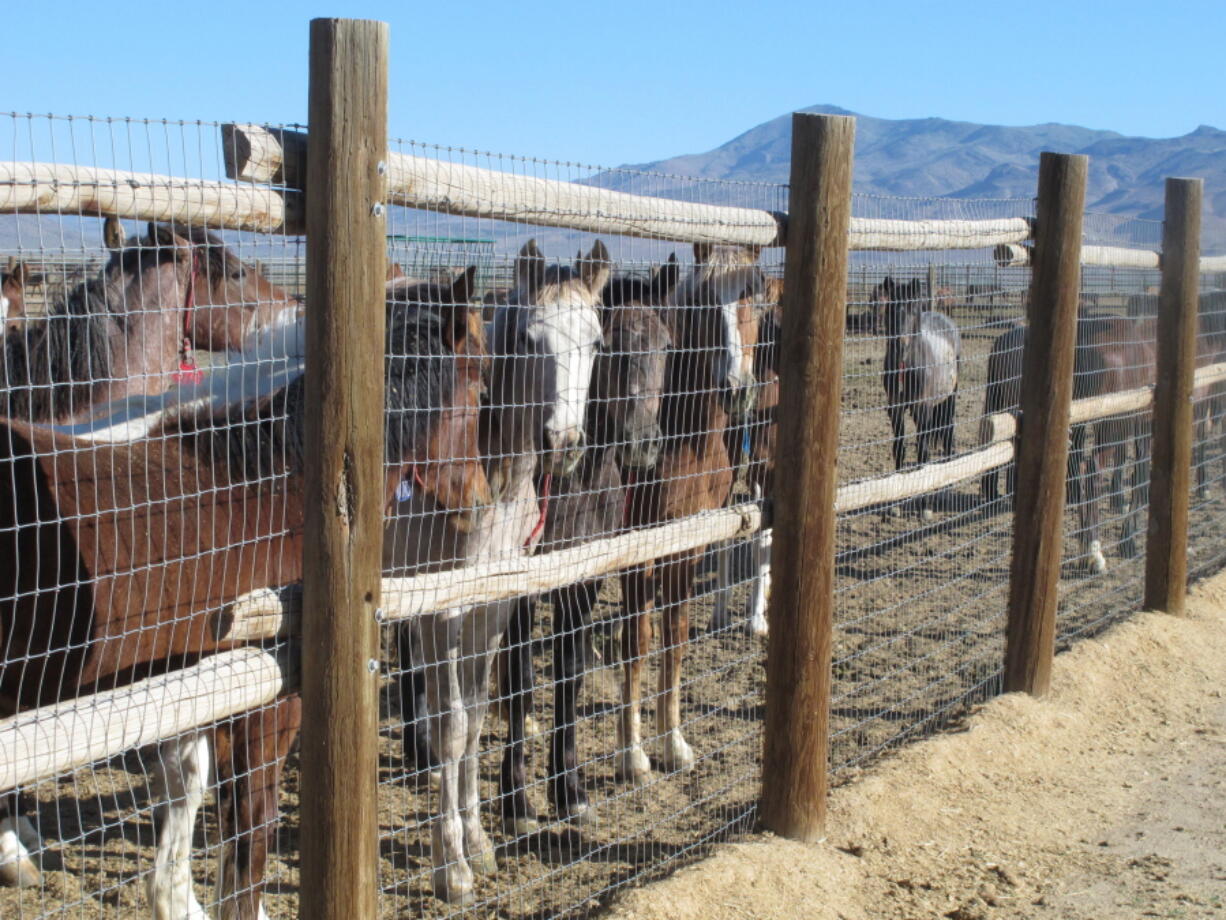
606,573,1226,920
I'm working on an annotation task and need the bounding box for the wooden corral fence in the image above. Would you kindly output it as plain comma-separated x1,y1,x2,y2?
0,17,1223,920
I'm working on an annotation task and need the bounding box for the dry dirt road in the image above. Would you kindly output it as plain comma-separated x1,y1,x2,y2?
606,573,1226,920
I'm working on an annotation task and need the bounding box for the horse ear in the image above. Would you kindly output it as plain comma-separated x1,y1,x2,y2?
693,242,712,265
439,302,476,351
579,240,610,294
450,265,478,305
651,253,680,301
8,263,26,286
745,243,763,262
103,217,127,251
515,239,545,294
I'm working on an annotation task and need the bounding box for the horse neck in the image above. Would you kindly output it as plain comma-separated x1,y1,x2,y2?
662,348,726,440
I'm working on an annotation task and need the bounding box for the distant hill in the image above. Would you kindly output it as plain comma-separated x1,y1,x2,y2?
604,104,1226,253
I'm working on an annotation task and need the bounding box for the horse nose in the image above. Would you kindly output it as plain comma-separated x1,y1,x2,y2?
544,427,586,475
544,426,584,454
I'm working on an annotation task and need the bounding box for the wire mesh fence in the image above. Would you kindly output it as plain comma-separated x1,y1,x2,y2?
0,105,1222,920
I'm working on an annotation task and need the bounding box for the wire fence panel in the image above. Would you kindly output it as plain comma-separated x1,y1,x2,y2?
2,108,1224,920
371,139,784,919
0,113,306,918
832,196,1033,773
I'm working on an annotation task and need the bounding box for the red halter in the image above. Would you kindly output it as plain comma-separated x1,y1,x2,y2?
525,473,553,549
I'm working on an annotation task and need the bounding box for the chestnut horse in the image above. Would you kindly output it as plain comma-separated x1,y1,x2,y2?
617,243,763,784
106,222,300,354
0,289,482,918
496,256,676,834
980,314,1156,572
710,274,782,638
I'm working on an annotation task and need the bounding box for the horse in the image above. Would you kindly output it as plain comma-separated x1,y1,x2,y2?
877,276,962,518
390,239,607,904
616,242,762,785
104,221,300,355
980,313,1156,572
0,263,42,336
709,275,782,638
1,229,197,423
495,255,676,834
0,284,483,919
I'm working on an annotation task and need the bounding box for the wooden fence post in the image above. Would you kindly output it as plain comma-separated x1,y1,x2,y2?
1144,178,1203,614
300,18,388,920
761,112,853,840
1004,152,1088,696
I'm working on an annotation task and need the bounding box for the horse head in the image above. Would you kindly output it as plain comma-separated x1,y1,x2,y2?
493,239,606,477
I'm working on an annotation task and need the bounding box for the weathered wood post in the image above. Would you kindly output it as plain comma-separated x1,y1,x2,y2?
300,18,388,920
1004,152,1087,696
1144,178,1203,614
761,112,853,840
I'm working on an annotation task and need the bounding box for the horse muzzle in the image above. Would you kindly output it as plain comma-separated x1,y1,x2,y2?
543,427,586,476
617,422,663,472
721,373,758,419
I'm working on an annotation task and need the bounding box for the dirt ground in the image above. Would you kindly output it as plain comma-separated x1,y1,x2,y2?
606,572,1226,920
4,290,1225,918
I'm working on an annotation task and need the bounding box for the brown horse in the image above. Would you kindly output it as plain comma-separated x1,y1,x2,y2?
2,229,197,422
617,242,762,783
710,275,781,637
981,314,1156,572
496,256,676,834
0,286,483,918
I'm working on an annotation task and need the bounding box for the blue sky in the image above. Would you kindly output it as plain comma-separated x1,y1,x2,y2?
7,0,1224,169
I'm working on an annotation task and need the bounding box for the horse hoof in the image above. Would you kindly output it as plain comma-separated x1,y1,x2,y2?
432,868,475,906
920,507,935,523
749,616,769,639
524,714,544,738
502,814,541,836
0,855,40,889
616,748,652,785
468,848,498,876
659,735,697,774
563,800,596,826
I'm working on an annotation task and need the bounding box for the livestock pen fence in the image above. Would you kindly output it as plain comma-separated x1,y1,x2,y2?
1,17,1225,920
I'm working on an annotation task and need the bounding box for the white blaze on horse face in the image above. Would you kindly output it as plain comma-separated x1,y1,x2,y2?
0,295,9,320
528,297,601,452
717,299,748,393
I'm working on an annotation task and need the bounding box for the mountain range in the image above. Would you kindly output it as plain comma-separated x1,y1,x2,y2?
605,104,1226,253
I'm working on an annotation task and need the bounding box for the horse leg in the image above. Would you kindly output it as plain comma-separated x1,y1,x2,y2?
498,595,539,835
617,565,654,785
550,580,597,823
214,698,301,920
1121,420,1150,559
421,613,473,905
0,790,40,889
706,539,736,634
656,555,696,773
914,407,935,521
1070,426,1107,574
147,732,210,920
887,402,908,471
459,636,498,877
746,526,772,638
939,393,956,459
396,623,438,782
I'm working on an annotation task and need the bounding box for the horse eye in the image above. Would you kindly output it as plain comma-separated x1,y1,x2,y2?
230,270,243,281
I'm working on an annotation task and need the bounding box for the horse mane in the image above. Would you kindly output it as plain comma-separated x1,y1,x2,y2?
1,275,122,421
151,223,248,283
157,302,457,482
